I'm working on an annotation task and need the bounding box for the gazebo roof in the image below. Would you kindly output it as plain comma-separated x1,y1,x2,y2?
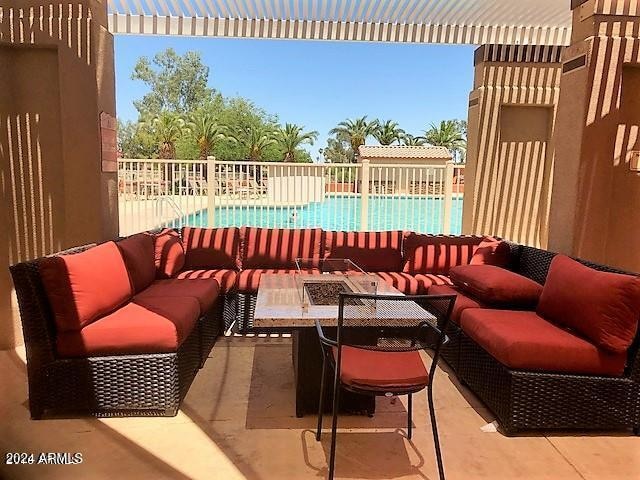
359,145,452,160
107,0,572,46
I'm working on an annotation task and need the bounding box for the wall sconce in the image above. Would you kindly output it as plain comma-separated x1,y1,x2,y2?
631,151,640,172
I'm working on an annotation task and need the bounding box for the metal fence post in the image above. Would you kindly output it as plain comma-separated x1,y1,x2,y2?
207,156,216,227
360,159,370,231
443,161,454,234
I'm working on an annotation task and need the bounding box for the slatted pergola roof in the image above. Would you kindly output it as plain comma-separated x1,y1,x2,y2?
107,0,573,46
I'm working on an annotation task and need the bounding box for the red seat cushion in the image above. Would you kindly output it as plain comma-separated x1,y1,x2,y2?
117,233,156,293
241,227,324,269
413,273,453,287
469,236,511,268
134,278,220,315
56,297,200,357
460,309,627,376
39,242,133,331
154,229,185,279
237,269,320,294
325,231,403,272
402,234,484,274
333,346,429,391
449,264,542,308
429,284,485,325
375,272,431,295
176,269,237,293
537,255,640,353
181,227,241,270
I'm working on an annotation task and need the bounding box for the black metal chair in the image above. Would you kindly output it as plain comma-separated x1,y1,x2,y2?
315,293,455,480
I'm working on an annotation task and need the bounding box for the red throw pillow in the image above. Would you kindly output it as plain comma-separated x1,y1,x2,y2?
182,227,241,270
117,233,156,293
402,234,483,274
449,264,543,308
537,255,640,353
470,237,511,268
325,231,403,272
154,229,185,279
39,242,133,331
242,227,324,269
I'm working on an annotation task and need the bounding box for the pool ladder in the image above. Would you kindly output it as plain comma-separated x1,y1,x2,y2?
154,196,187,227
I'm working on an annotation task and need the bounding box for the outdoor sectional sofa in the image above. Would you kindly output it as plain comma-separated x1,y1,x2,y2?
10,227,640,437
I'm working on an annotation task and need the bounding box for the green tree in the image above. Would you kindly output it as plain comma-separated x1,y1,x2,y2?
117,119,158,158
320,135,353,164
401,133,427,146
276,123,318,162
187,110,227,159
228,124,277,161
373,120,405,145
142,111,189,159
132,48,213,115
329,116,378,162
424,120,467,163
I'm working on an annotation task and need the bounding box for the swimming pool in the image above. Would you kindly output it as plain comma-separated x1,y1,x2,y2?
170,195,463,234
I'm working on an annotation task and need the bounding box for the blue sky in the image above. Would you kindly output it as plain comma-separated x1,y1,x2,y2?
115,36,475,160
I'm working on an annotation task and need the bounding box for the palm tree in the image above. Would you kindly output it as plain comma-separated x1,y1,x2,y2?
373,120,405,145
276,123,319,162
187,111,227,159
142,111,188,159
228,124,277,161
424,120,467,162
401,133,427,146
329,116,379,162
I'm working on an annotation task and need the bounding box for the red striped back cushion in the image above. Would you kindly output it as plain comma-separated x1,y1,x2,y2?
241,227,324,269
324,231,404,272
402,234,484,275
181,227,241,270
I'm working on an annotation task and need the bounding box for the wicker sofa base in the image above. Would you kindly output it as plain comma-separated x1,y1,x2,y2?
458,333,640,435
30,323,203,419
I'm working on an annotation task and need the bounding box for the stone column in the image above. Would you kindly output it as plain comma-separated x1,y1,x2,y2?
548,0,640,271
0,0,117,349
463,44,563,248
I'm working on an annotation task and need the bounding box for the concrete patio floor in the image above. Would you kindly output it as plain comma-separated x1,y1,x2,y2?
1,337,639,480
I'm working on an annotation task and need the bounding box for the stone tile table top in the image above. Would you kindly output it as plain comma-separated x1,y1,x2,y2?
253,273,436,328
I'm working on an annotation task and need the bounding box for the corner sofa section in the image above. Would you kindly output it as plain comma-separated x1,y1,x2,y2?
10,233,224,418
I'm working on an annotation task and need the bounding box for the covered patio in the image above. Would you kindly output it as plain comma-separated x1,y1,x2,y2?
2,338,638,479
2,1,640,479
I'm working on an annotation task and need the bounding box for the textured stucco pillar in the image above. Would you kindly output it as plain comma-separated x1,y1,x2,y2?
0,0,117,349
463,45,564,248
548,0,640,271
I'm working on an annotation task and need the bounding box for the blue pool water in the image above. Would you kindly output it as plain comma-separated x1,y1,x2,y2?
170,196,463,234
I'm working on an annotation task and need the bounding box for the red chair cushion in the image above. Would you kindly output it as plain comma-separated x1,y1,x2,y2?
117,233,156,293
333,346,429,390
154,229,185,279
39,242,133,332
181,227,241,270
135,278,220,315
176,269,238,293
402,234,484,274
429,284,485,325
449,264,542,308
460,309,627,376
375,272,431,295
325,231,403,272
469,236,511,268
237,269,320,294
537,255,640,353
241,227,324,269
56,297,200,357
413,274,453,287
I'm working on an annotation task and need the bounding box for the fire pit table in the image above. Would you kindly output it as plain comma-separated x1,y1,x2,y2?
253,260,410,417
